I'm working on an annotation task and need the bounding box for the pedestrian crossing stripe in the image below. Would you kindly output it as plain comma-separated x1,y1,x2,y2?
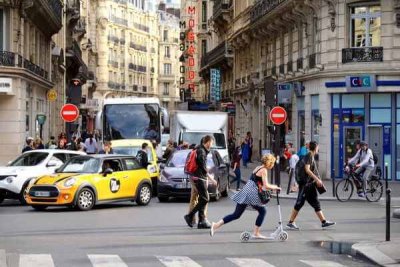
157,256,202,267
227,257,276,267
0,252,352,267
19,254,54,267
300,260,346,267
88,255,128,267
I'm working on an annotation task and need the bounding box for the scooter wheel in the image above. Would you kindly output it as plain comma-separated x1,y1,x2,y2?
279,231,288,241
240,231,251,242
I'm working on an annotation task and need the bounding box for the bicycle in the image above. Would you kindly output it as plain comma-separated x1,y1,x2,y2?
335,164,383,202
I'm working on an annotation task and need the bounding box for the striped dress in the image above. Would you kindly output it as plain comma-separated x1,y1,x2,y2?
231,167,265,207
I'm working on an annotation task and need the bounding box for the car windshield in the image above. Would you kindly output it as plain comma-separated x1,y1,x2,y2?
58,157,100,173
167,151,214,168
181,132,226,149
9,152,49,167
113,146,153,161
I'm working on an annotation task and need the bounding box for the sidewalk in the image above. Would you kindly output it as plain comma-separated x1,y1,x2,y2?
231,161,400,201
352,240,400,266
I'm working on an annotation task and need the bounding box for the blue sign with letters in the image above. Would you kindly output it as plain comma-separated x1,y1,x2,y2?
210,68,221,102
345,75,376,92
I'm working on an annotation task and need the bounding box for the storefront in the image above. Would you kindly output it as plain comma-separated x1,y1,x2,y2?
326,75,400,181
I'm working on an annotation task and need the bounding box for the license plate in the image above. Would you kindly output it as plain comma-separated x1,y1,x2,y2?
176,182,191,189
34,191,50,197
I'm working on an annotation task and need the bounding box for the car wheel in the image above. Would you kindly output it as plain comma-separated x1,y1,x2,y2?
212,180,221,201
19,182,30,205
137,184,152,206
75,188,95,211
221,180,229,197
158,196,169,202
32,205,47,211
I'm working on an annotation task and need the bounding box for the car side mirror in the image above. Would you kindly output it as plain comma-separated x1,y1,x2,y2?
55,167,61,173
159,163,166,170
103,168,113,176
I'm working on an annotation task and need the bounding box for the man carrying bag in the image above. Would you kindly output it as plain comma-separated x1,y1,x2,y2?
286,141,335,230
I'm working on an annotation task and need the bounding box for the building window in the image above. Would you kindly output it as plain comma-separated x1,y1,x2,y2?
164,63,171,75
162,101,169,109
202,1,207,23
163,83,169,95
165,46,170,58
311,95,320,143
163,30,168,42
370,93,391,124
201,40,207,57
350,4,381,47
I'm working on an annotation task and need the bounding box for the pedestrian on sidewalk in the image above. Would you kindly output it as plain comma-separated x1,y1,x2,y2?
246,132,254,163
241,138,250,168
288,151,299,193
99,140,114,155
22,137,34,153
297,140,309,160
184,135,217,229
286,141,336,230
231,146,242,191
34,137,44,150
210,154,281,238
84,134,98,154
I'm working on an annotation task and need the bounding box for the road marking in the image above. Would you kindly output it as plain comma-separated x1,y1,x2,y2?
300,260,346,267
0,250,6,267
88,255,128,267
19,254,54,267
227,258,276,267
157,256,202,267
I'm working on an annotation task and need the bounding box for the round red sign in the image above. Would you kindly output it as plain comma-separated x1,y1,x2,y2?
269,106,287,125
60,104,79,122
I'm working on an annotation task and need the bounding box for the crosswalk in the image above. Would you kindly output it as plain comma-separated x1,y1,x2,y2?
0,250,351,267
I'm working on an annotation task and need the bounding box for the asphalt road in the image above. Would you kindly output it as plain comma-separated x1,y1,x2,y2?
1,191,399,267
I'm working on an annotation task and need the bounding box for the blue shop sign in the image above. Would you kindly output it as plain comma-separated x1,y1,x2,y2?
345,75,376,92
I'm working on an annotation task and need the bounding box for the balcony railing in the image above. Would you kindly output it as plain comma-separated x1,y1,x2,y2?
137,65,147,72
129,42,147,52
108,35,119,44
250,0,287,23
110,15,128,26
309,53,316,69
201,41,233,68
297,58,303,70
0,51,48,80
213,0,231,18
342,47,383,63
128,63,137,71
22,0,62,36
133,23,149,33
108,60,119,68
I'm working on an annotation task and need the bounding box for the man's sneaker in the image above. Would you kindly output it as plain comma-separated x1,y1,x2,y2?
184,214,193,228
322,221,336,229
286,222,300,230
358,192,366,198
198,220,212,229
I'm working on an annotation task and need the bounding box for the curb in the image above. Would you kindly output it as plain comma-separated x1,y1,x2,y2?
351,242,399,267
272,194,370,202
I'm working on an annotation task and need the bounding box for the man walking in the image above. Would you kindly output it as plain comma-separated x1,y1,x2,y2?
286,141,336,230
136,143,150,168
184,135,217,229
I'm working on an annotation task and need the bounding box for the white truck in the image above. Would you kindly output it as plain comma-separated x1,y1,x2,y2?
170,111,229,163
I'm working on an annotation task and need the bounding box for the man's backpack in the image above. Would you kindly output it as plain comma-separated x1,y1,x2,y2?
295,158,308,185
184,149,198,175
372,151,378,165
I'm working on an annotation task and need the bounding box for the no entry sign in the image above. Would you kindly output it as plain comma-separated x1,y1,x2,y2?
269,106,287,125
60,104,79,122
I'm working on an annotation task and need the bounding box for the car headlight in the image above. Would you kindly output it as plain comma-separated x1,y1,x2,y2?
159,174,168,182
147,165,157,174
223,155,229,164
63,177,77,188
5,176,15,184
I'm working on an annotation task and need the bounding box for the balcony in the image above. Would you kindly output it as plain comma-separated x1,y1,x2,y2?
66,41,89,80
133,23,149,33
129,42,147,52
0,51,49,80
137,65,146,73
108,60,119,68
108,35,119,44
212,0,232,26
110,15,128,26
250,0,287,23
22,0,62,37
128,63,137,71
342,47,383,63
200,41,233,69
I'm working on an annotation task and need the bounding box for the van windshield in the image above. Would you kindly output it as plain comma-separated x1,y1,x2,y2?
181,133,226,149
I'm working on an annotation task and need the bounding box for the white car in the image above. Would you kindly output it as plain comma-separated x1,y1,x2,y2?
0,149,85,204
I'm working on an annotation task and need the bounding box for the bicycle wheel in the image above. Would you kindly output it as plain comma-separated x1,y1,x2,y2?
366,179,383,202
336,179,354,202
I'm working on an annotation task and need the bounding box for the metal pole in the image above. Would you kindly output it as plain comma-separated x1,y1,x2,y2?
385,163,391,242
332,169,335,197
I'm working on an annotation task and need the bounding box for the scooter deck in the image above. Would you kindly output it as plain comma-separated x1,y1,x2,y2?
240,230,288,242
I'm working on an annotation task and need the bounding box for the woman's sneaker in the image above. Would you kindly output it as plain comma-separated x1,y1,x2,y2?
322,221,336,228
286,222,299,230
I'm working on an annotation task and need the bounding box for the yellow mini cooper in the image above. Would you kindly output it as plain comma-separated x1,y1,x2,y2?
25,155,152,211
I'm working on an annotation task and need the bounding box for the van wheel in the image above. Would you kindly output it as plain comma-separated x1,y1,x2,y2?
75,188,95,211
32,205,47,211
137,184,152,206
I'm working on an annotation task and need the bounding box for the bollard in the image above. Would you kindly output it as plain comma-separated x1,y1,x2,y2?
332,169,336,197
385,163,391,242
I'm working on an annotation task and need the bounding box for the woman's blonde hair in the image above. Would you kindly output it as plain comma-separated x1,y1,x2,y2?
261,153,276,166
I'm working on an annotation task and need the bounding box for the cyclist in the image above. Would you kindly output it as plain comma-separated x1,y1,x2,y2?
348,141,374,197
